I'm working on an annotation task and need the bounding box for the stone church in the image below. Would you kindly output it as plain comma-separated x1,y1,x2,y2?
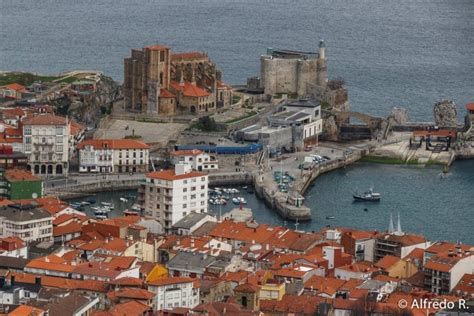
123,44,233,116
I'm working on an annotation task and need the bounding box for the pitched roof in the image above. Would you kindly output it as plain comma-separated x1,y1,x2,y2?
160,88,175,98
22,114,67,126
8,305,44,316
109,300,150,315
374,255,401,270
77,139,150,150
53,222,83,237
4,169,40,182
234,282,259,293
2,83,26,92
147,276,196,287
146,169,206,181
107,288,154,301
170,81,210,97
465,103,474,111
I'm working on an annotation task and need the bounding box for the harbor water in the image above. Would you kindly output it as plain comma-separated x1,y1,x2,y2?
79,160,474,244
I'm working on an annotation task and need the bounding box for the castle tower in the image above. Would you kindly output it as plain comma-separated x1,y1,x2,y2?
316,40,327,88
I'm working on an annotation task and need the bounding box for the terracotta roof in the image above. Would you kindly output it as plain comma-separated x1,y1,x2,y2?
22,114,67,125
8,305,44,316
376,233,427,246
160,88,175,98
404,248,425,262
2,83,26,92
77,139,150,150
108,277,143,287
260,294,321,314
53,222,83,237
234,282,259,293
209,220,283,245
424,254,470,272
108,288,154,301
26,255,76,273
336,261,379,273
304,275,346,295
144,44,169,51
1,107,26,118
4,169,40,182
147,276,196,287
0,236,26,250
0,199,13,206
170,81,210,97
146,169,206,181
374,255,401,270
70,120,85,135
11,272,107,292
171,149,204,156
171,51,206,60
466,103,474,111
109,300,150,316
453,273,474,296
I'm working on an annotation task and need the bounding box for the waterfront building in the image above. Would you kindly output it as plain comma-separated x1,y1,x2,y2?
0,168,43,200
77,139,150,173
170,149,218,171
139,164,208,233
0,203,53,242
22,114,71,176
147,277,200,310
374,232,429,261
123,44,231,116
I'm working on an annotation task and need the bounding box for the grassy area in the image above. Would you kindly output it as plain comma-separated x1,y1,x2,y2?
56,76,80,84
224,111,257,124
0,72,60,86
232,95,241,104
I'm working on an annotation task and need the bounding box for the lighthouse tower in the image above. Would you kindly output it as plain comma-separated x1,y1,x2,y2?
316,39,327,88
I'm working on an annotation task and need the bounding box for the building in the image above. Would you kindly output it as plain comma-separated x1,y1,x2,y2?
171,149,218,171
0,236,28,258
22,114,71,176
123,44,231,116
147,277,200,311
0,83,27,100
258,42,327,98
340,229,377,262
465,103,474,139
139,164,208,233
1,168,43,200
0,203,53,242
77,139,150,173
0,145,28,170
172,212,217,236
424,243,474,295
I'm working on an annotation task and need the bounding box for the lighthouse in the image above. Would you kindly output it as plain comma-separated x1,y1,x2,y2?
318,39,326,60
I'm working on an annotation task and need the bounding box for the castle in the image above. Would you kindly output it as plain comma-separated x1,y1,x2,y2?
260,41,327,97
123,44,233,116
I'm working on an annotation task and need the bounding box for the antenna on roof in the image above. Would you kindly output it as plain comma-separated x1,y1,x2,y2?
388,213,394,234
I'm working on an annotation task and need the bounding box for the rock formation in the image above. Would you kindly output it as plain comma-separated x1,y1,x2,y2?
389,107,409,126
433,100,457,127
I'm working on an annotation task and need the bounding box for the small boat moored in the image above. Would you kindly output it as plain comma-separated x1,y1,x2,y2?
326,216,335,220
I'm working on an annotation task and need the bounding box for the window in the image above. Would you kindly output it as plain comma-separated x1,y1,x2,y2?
182,204,187,208
56,144,63,152
183,188,187,193
201,177,206,181
56,126,64,135
24,127,32,135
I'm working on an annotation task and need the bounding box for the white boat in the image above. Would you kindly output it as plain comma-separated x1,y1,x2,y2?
119,197,128,202
101,202,113,207
131,203,141,211
95,215,107,220
232,197,247,205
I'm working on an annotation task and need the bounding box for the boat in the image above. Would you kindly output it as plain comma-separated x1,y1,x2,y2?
232,197,247,205
353,188,381,202
124,194,136,199
101,202,113,207
326,216,335,219
123,209,139,216
119,197,128,202
85,198,96,204
95,215,107,220
131,203,142,211
94,209,108,215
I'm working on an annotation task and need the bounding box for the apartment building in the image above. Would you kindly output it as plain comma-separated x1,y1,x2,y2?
77,139,150,173
170,149,218,171
0,203,53,242
147,277,200,311
139,164,208,232
22,114,70,176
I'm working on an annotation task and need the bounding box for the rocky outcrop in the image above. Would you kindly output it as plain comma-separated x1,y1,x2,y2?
323,114,338,141
434,100,457,127
389,107,409,126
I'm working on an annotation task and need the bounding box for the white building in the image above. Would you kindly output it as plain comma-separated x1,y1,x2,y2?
22,114,70,176
77,139,150,173
171,149,218,171
139,164,208,233
0,204,53,242
0,236,28,258
147,277,200,311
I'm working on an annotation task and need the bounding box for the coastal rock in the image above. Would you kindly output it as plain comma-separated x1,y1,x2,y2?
433,100,457,127
323,115,338,141
389,107,408,126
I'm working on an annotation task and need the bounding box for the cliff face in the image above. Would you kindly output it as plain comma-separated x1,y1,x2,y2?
57,75,121,126
433,100,458,127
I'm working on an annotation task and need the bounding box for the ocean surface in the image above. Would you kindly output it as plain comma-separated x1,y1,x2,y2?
1,0,473,119
76,160,474,245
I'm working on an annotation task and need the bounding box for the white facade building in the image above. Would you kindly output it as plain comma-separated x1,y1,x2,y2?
22,114,70,176
77,139,150,173
0,204,53,242
171,149,218,171
139,164,208,233
147,277,200,311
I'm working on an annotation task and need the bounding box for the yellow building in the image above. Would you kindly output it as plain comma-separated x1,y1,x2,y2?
259,281,285,301
375,255,418,279
145,264,168,283
123,240,155,262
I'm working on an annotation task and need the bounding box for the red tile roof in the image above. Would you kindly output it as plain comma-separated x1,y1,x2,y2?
77,139,150,150
374,255,401,270
160,88,175,98
107,288,154,301
170,81,210,97
53,222,83,237
147,276,196,287
4,169,40,182
144,44,169,51
109,300,150,316
466,103,474,111
2,83,26,92
260,294,321,314
171,52,206,60
8,305,44,316
22,114,67,125
146,169,206,181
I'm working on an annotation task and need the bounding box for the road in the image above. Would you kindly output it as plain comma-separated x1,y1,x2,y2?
44,173,146,189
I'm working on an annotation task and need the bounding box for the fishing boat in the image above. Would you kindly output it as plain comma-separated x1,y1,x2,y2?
232,197,247,205
95,215,107,220
353,188,381,202
94,209,108,215
119,197,128,202
131,203,142,211
101,202,113,207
